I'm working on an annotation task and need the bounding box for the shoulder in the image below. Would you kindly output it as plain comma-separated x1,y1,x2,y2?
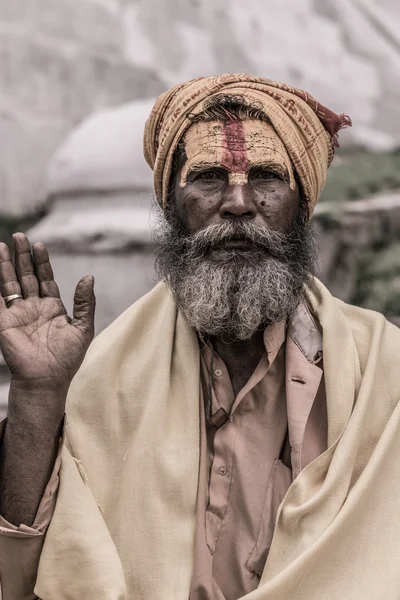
330,298,400,385
307,278,400,368
335,297,400,346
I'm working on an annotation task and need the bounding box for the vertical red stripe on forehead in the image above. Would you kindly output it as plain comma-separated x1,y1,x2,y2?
221,119,249,173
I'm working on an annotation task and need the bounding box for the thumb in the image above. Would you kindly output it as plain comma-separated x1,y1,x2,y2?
71,275,95,336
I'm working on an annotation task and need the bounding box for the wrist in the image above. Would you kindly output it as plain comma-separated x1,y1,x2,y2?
8,380,68,427
6,401,65,439
10,376,70,396
6,406,65,438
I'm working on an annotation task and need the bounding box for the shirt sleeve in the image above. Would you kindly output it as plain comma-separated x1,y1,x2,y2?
0,418,62,600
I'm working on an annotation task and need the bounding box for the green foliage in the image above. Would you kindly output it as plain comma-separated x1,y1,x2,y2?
321,149,400,203
354,243,400,315
320,149,400,318
364,243,400,279
357,278,400,315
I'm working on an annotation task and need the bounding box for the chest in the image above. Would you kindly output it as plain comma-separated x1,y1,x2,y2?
228,361,260,398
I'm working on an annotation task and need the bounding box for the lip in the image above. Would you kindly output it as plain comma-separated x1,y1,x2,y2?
221,239,254,249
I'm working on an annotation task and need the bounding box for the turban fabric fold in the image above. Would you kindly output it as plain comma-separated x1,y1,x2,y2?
143,74,351,216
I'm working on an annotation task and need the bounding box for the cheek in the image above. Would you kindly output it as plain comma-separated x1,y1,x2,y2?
178,187,220,232
255,186,299,231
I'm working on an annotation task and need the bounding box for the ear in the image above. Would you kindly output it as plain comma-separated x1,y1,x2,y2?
168,139,187,197
173,139,187,172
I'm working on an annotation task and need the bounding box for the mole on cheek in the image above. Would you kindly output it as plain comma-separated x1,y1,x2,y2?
260,200,266,207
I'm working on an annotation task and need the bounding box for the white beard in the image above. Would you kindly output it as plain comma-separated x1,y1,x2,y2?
153,203,318,341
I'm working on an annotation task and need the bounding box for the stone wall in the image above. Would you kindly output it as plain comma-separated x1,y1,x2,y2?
315,192,400,312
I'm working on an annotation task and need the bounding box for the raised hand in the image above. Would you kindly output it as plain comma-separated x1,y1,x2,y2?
0,232,95,390
0,233,96,528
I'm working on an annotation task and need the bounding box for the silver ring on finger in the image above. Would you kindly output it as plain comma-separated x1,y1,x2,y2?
4,293,23,307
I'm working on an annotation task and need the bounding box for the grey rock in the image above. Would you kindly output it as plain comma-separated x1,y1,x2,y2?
25,0,123,54
315,191,400,302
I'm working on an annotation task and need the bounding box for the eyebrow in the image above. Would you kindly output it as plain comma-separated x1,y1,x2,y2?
186,161,222,173
251,162,290,180
252,161,288,172
185,160,291,181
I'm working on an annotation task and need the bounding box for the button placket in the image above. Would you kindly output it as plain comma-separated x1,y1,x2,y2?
206,416,237,550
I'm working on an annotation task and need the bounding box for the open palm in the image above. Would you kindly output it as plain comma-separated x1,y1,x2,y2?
0,233,95,387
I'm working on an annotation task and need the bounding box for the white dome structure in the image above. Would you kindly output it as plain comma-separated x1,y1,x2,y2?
46,99,155,197
31,98,158,252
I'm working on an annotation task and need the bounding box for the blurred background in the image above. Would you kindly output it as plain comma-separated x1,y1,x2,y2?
1,0,400,415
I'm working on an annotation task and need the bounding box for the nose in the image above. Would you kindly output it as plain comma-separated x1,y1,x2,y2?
220,183,256,220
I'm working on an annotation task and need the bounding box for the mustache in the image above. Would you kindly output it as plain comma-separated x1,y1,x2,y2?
180,220,300,259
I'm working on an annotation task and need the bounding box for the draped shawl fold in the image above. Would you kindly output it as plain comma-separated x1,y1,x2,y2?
33,279,400,600
143,74,351,216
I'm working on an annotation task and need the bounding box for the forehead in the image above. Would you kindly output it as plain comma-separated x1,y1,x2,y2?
182,119,290,169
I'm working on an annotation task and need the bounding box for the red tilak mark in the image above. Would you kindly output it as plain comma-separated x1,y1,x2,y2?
221,119,249,174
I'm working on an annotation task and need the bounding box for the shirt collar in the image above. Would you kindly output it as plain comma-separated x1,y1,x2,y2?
262,321,287,366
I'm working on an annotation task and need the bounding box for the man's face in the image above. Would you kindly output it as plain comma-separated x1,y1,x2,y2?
173,119,301,237
153,118,317,341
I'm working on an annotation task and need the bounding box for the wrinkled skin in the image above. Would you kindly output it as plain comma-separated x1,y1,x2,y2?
173,154,300,237
0,233,95,525
0,234,95,389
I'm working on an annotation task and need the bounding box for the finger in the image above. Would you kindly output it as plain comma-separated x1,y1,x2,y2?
0,295,6,313
71,276,95,336
0,242,22,302
13,233,39,298
32,242,61,299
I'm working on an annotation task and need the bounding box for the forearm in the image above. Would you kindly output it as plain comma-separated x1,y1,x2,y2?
0,381,66,526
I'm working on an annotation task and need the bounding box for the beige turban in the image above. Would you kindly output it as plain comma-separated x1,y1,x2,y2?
143,74,351,217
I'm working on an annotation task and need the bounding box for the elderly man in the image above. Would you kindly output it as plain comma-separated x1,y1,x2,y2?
0,74,400,600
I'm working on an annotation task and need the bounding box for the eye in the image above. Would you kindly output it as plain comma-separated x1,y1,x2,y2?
252,169,279,181
196,169,223,181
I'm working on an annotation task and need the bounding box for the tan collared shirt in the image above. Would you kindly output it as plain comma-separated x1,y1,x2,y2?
191,307,327,599
0,303,327,600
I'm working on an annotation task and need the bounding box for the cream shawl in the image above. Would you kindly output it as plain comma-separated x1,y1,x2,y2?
34,279,400,600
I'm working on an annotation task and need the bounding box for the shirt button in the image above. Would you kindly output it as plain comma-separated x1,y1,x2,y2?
219,466,227,476
214,369,223,377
